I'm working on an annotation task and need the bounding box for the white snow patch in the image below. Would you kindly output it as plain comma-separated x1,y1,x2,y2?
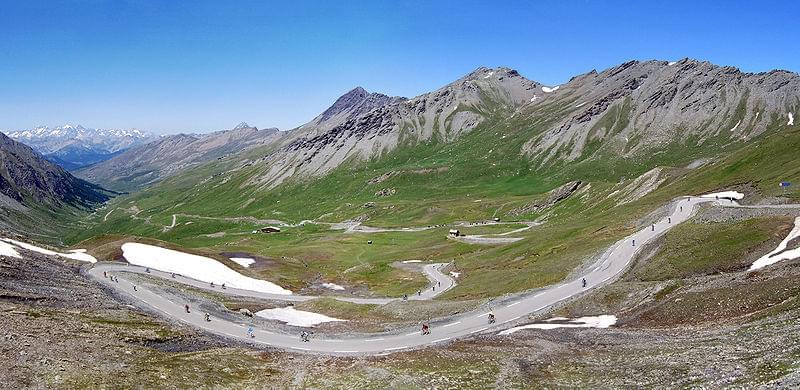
750,217,800,270
498,315,617,335
483,71,494,79
0,238,96,263
322,282,345,291
402,260,422,264
449,271,461,278
575,102,586,108
541,86,560,93
229,257,255,268
255,306,345,327
668,61,677,66
700,191,744,200
788,112,794,126
530,95,538,102
0,241,21,258
730,119,741,132
121,243,292,295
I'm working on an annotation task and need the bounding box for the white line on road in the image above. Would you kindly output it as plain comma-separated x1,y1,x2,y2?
442,321,460,327
433,338,451,343
385,346,407,351
335,350,358,353
367,338,385,342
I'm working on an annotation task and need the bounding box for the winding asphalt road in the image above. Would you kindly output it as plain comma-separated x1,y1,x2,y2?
86,195,757,355
90,262,454,305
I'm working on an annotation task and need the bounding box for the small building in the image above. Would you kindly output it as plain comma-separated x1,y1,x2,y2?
449,229,460,237
258,226,281,233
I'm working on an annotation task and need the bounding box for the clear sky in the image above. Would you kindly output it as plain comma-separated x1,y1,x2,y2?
1,1,798,134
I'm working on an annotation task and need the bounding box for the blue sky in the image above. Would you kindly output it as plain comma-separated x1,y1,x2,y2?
1,1,798,134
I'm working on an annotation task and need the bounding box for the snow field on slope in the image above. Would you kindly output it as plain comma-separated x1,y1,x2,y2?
322,282,345,290
121,242,292,295
230,257,255,268
255,306,346,327
498,315,617,335
700,191,745,200
0,238,96,263
0,241,21,258
750,217,800,270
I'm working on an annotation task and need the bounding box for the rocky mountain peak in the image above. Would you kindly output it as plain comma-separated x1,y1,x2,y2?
304,87,406,132
233,122,255,130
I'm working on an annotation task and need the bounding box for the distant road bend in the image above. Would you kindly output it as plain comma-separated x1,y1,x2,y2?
87,195,774,355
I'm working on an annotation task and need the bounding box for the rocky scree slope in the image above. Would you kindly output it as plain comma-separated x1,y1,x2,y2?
520,59,800,164
300,86,407,135
248,67,542,188
230,60,800,192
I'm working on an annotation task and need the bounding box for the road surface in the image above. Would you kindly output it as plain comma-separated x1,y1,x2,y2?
90,262,455,305
85,195,773,355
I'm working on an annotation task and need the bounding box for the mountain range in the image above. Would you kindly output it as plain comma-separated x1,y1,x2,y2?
52,58,795,245
3,58,799,240
4,124,154,170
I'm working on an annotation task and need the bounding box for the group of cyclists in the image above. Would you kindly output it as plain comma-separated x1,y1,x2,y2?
183,304,212,322
123,266,509,345
419,312,496,335
102,271,120,283
210,282,226,289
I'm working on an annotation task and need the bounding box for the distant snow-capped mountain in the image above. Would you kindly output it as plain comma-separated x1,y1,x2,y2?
4,124,154,170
